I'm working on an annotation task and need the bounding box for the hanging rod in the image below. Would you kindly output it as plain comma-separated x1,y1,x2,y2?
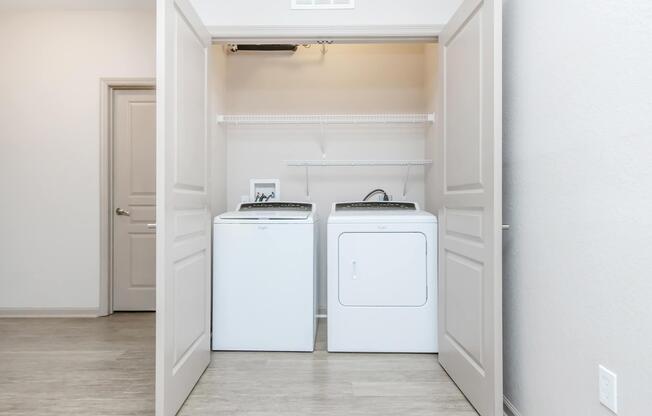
216,113,435,125
286,160,433,167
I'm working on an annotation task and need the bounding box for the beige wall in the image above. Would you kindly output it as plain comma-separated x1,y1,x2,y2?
210,47,228,216
0,10,155,311
423,43,440,214
219,43,432,310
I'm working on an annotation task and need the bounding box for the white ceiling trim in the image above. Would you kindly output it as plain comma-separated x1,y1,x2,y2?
208,24,442,44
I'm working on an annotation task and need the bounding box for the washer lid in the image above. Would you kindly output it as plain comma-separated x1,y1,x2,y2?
219,202,313,220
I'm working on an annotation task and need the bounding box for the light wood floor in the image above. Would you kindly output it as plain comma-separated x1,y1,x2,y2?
0,313,476,416
0,313,155,416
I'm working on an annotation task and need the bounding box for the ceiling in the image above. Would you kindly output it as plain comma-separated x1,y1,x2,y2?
0,0,154,10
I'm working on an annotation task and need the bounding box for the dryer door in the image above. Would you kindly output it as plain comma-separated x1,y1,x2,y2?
338,232,427,307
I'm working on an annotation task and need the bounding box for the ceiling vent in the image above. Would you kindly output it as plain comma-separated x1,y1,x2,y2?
291,0,355,10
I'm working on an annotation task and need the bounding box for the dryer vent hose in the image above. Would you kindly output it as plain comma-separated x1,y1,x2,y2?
363,189,390,202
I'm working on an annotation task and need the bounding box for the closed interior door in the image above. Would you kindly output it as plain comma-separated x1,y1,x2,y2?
113,89,156,311
338,232,427,307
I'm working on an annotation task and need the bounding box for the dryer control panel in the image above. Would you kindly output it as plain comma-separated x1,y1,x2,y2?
335,202,417,211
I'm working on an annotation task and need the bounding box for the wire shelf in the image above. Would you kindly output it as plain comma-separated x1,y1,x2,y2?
216,113,435,125
286,160,433,167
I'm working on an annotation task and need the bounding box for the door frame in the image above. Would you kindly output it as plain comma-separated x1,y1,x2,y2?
155,13,502,414
99,78,156,317
209,25,440,44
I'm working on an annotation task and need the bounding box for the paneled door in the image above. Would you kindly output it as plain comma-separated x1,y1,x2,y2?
156,0,213,415
113,89,156,311
437,0,503,415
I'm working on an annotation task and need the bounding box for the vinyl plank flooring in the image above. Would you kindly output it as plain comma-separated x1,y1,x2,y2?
0,315,476,416
179,319,477,416
0,313,155,416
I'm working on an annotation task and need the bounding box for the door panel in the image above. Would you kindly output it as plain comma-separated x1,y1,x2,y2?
444,252,483,366
437,0,502,415
129,234,157,287
338,233,427,307
156,0,212,415
113,90,156,311
444,8,483,191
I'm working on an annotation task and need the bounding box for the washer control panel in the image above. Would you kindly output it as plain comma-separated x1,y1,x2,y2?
239,202,313,212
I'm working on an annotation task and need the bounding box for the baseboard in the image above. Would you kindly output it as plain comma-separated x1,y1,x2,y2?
504,396,522,416
0,307,100,318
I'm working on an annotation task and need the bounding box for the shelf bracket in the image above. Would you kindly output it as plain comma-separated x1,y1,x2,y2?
402,165,412,199
319,120,326,158
305,166,311,198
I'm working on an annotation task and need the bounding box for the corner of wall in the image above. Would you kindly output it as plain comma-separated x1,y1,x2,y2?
210,45,229,216
424,43,440,214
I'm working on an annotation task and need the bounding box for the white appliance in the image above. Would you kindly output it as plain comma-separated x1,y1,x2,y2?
327,201,437,352
213,202,317,351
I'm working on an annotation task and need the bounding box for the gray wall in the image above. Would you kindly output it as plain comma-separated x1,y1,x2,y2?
503,1,652,414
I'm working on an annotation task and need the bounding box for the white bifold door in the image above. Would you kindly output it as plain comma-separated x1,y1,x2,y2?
156,0,213,415
437,0,503,416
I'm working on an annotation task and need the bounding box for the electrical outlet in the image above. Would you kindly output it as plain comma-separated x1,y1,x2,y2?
599,365,618,414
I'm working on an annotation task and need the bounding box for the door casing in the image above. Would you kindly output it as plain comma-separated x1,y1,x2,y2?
154,4,502,413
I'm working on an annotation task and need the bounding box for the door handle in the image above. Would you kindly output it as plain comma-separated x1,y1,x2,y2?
115,208,131,216
352,260,358,280
147,223,156,229
502,224,511,231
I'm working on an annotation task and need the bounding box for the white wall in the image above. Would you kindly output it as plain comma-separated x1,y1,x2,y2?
220,43,431,310
0,10,155,311
191,0,462,28
503,1,652,415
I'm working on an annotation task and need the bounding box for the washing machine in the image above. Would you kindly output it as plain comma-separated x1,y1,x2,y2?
213,202,317,352
327,201,437,353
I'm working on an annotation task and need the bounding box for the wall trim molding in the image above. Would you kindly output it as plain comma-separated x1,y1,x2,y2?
208,24,442,43
504,396,522,416
0,308,100,318
99,78,156,317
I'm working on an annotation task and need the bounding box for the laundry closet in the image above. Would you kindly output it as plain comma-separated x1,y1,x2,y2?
210,42,437,311
156,1,501,415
